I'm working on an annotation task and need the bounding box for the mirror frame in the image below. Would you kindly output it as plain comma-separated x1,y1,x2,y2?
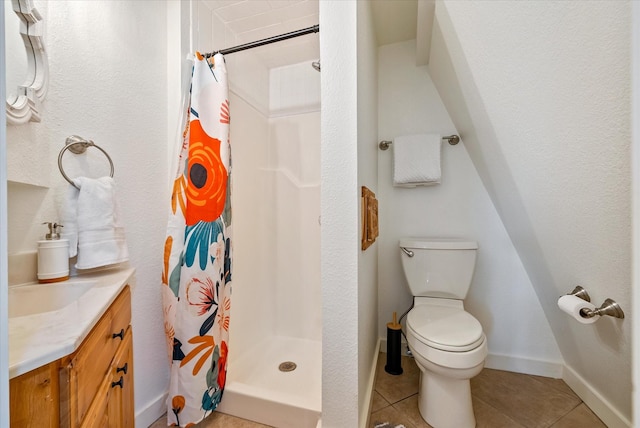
6,0,48,125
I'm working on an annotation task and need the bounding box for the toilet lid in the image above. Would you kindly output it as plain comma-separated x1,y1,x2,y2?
407,305,484,352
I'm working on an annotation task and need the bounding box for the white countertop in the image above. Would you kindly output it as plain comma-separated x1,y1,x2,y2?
9,267,135,379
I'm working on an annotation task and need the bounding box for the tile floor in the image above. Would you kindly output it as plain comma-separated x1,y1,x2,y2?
150,352,607,428
370,353,607,428
149,411,270,428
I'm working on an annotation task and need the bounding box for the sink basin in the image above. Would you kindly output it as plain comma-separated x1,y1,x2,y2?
9,279,98,318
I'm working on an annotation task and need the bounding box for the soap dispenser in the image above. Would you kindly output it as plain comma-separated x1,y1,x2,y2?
37,222,70,283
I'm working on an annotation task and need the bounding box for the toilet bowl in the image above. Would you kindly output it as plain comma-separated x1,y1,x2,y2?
399,238,487,428
406,298,487,428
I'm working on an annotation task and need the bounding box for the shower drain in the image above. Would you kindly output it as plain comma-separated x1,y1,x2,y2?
278,361,297,372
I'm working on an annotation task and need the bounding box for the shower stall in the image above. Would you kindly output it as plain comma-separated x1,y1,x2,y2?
183,3,321,425
217,56,321,428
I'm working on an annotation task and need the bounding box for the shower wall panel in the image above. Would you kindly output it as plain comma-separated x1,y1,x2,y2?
229,93,273,356
269,112,321,341
229,60,320,353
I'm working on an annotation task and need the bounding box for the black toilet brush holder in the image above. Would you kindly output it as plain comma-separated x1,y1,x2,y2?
385,311,403,375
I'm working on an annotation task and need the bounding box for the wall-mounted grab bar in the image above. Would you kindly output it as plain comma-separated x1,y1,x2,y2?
379,135,460,151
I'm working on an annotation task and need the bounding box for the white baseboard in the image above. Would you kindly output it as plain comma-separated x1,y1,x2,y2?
562,365,631,428
360,339,382,428
484,353,563,378
135,391,168,428
380,337,563,378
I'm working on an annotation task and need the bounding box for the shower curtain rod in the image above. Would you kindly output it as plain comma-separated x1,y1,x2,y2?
204,25,319,58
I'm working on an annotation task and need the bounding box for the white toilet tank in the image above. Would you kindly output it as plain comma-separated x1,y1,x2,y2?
400,238,478,299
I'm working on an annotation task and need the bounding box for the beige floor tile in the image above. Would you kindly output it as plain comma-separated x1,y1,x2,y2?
148,414,167,428
198,412,272,427
471,369,581,428
391,394,433,428
372,391,392,413
149,412,272,428
473,397,526,428
549,403,607,428
375,352,420,404
526,374,579,400
370,404,418,428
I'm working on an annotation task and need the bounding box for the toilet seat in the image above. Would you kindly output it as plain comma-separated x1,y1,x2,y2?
407,304,484,352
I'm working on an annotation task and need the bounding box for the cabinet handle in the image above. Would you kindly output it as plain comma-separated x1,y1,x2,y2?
112,329,124,340
111,376,124,389
117,363,128,375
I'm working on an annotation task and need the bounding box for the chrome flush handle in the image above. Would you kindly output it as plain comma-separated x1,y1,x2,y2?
401,247,414,257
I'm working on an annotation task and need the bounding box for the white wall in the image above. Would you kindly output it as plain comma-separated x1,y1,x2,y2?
356,1,380,426
6,2,171,425
0,4,9,426
429,1,632,425
377,39,562,375
320,1,360,426
633,3,640,423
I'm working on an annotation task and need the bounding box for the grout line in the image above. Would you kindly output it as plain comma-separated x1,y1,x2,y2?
523,372,582,401
546,401,586,428
470,394,526,428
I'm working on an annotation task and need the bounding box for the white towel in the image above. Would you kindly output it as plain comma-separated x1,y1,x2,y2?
393,134,441,187
73,176,129,269
59,184,80,257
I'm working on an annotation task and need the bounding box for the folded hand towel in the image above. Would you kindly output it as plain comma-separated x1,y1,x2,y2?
59,184,80,257
73,176,129,269
393,134,441,187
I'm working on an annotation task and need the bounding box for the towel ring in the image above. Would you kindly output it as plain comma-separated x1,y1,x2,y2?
58,135,114,190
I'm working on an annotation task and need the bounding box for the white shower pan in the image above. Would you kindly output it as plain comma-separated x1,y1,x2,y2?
218,336,321,427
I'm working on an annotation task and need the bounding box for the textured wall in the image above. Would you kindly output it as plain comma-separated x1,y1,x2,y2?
7,1,171,425
356,1,380,425
0,5,8,426
633,2,640,420
320,1,360,426
430,1,631,424
377,39,561,373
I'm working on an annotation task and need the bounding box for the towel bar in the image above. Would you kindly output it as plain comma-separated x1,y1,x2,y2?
58,135,114,189
379,135,460,151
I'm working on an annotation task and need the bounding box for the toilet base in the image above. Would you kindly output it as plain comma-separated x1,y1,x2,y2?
418,370,475,428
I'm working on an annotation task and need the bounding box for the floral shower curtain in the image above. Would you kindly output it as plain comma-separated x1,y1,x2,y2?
161,52,232,427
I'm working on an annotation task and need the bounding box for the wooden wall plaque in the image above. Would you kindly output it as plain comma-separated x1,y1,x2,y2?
361,186,379,251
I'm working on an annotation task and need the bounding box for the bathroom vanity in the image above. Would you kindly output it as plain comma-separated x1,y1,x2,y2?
7,268,135,427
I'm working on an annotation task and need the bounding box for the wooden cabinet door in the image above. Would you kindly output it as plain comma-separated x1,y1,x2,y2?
9,362,59,428
78,375,110,428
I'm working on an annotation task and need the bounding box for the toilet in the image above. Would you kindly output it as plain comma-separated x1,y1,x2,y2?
400,238,487,428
